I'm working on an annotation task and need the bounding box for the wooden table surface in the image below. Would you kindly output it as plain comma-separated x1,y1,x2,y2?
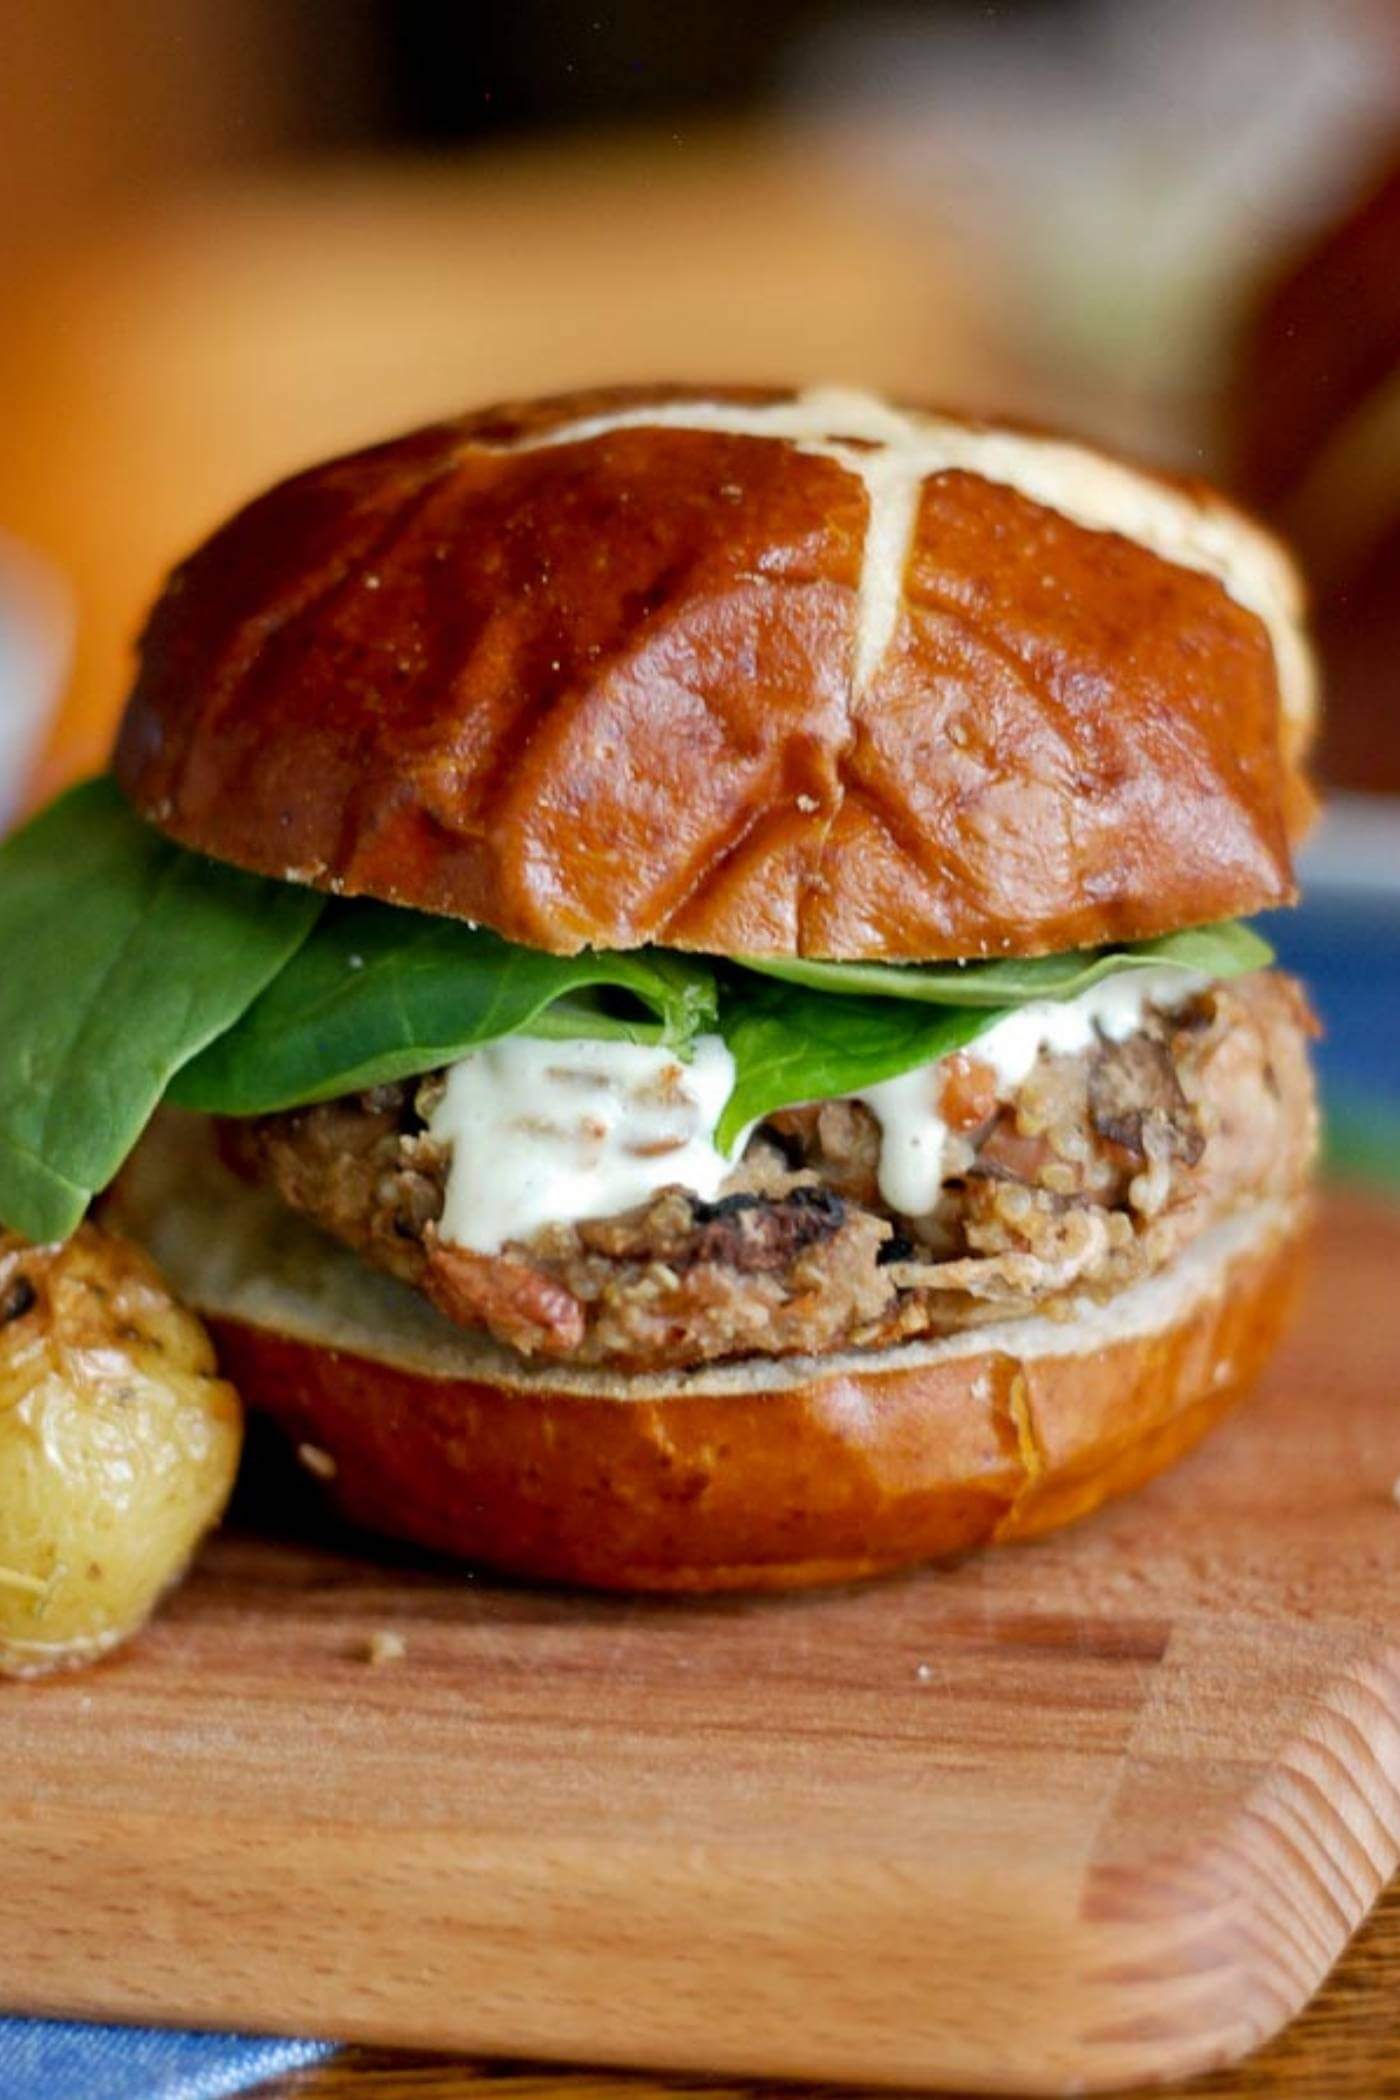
255,1883,1399,2097
5,1176,1360,2100
237,1175,1400,2098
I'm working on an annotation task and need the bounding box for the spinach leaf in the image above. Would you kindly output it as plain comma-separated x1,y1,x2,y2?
170,900,718,1115
736,920,1272,1007
0,778,324,1243
0,772,1275,1238
716,978,1000,1152
715,920,1273,1152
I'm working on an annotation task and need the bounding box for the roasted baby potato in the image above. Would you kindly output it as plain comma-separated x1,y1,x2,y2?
0,1222,242,1677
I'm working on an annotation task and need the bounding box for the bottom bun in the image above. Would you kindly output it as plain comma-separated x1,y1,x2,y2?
111,1116,1307,1593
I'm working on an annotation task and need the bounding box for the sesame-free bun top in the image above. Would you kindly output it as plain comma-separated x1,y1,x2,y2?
115,385,1316,961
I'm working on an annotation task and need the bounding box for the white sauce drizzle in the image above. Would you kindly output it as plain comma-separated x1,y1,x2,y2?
428,965,1206,1252
854,964,1206,1219
485,385,1310,721
428,1035,736,1254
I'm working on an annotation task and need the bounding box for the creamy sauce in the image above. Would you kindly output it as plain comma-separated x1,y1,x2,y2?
855,965,1207,1218
428,1035,736,1253
487,385,1311,725
428,966,1208,1252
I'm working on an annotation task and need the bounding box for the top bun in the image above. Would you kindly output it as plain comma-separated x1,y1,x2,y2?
115,385,1316,961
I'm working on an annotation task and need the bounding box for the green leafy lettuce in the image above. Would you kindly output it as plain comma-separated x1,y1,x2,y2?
0,775,1275,1241
714,980,998,1153
0,778,323,1243
171,901,716,1115
735,920,1272,1007
716,922,1271,1151
0,779,718,1240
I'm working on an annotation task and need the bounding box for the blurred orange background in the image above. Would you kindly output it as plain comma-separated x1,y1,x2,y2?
2,0,1398,802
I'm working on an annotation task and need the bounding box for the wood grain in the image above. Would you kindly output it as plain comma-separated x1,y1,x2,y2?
2,1188,1398,2095
254,1877,1400,2096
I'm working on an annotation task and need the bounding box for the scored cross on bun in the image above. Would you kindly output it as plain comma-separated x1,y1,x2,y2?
116,384,1316,963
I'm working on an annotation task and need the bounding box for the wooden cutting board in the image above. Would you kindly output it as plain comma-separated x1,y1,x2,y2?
3,1187,1398,2096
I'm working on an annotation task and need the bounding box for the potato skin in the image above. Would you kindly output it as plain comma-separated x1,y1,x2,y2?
0,1223,242,1678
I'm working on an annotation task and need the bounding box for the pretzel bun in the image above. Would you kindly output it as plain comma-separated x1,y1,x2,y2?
108,1117,1305,1593
115,385,1315,962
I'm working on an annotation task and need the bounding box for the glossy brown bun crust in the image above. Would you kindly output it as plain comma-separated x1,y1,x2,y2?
116,385,1314,961
207,1210,1302,1593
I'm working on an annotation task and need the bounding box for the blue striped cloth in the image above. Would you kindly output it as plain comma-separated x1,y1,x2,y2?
0,2025,332,2100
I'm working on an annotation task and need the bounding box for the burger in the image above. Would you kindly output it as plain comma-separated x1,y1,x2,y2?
0,384,1320,1601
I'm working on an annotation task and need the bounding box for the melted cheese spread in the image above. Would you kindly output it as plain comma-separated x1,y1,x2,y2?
428,1035,736,1253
